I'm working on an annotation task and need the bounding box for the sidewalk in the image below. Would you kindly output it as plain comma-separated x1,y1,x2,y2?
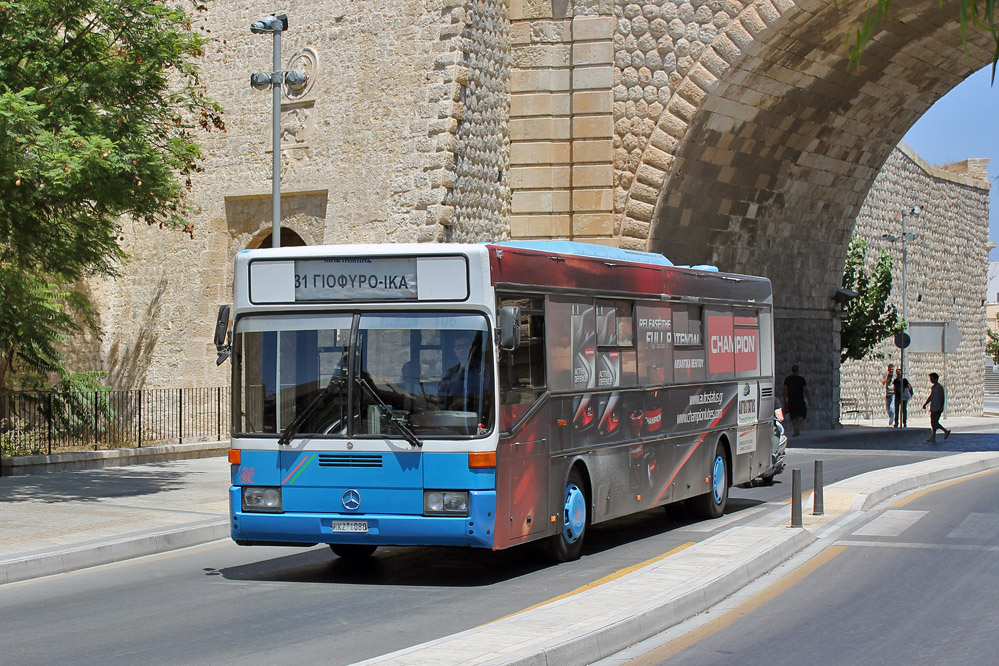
2,417,998,663
0,456,230,584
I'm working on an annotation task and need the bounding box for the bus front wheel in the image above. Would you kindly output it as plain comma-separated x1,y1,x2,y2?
688,442,728,520
547,467,589,563
330,543,377,559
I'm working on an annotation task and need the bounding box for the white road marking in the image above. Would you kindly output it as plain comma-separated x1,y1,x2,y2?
946,513,999,540
852,509,928,537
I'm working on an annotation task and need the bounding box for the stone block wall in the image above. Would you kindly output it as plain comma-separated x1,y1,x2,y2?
60,0,992,421
840,143,989,420
67,0,515,388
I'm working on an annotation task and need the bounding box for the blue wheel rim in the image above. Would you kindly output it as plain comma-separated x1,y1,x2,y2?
711,455,726,504
562,482,586,543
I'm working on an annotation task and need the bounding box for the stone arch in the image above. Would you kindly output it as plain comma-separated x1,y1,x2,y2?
252,227,308,249
612,0,994,426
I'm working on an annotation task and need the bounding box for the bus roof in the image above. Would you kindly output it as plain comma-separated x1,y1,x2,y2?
485,241,771,304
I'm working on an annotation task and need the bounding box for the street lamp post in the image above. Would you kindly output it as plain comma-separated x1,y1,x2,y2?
883,205,921,385
249,14,305,249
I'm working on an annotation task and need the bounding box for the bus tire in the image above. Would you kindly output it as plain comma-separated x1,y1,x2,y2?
329,543,377,559
689,442,729,520
547,467,589,563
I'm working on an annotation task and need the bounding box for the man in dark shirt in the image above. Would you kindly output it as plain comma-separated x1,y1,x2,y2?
783,364,811,436
921,372,951,442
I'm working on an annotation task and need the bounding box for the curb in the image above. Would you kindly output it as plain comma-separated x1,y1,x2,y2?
359,451,999,666
0,518,229,585
829,451,999,511
1,441,229,476
494,527,815,666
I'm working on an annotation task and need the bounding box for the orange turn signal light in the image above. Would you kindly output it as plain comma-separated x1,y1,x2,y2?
228,449,241,465
468,451,496,468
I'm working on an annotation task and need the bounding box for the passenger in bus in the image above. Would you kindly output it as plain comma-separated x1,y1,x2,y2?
438,333,490,414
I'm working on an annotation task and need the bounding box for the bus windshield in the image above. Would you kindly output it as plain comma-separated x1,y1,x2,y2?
234,312,494,439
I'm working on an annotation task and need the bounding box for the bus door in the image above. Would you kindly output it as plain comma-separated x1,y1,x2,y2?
494,298,549,548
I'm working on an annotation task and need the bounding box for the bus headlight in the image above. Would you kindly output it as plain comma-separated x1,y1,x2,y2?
242,486,283,512
424,490,468,516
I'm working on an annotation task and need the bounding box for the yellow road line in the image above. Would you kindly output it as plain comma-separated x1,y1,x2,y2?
490,542,695,623
891,469,999,507
623,545,847,665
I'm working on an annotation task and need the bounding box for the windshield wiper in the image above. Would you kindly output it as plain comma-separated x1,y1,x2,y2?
355,377,423,448
277,373,346,446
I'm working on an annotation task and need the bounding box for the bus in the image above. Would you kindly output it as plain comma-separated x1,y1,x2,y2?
216,241,784,562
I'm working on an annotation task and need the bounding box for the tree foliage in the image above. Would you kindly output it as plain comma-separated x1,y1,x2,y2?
988,315,999,363
0,0,223,388
849,0,999,78
840,235,904,362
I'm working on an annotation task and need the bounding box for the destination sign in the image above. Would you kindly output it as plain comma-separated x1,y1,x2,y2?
294,257,418,301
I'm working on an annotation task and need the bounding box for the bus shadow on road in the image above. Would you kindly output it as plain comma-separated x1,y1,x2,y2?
214,542,558,586
213,500,769,586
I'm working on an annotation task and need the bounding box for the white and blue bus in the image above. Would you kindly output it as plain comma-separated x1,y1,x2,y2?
217,241,783,562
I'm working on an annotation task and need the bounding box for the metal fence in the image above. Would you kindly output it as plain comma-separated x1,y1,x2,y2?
0,387,230,457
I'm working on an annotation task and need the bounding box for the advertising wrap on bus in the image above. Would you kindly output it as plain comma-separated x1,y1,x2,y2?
219,242,781,565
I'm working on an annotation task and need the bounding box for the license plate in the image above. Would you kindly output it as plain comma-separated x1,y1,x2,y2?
331,520,368,533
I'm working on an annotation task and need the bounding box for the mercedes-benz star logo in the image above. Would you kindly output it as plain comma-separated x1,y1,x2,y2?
342,489,361,511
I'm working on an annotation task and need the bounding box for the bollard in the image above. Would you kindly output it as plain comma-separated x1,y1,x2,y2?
813,460,824,516
791,468,802,528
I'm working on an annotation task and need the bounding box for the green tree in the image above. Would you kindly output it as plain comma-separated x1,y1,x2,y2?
849,0,999,76
840,235,904,362
0,0,223,389
987,315,999,363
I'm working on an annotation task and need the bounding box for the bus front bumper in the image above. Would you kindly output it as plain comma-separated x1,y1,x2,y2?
229,488,496,549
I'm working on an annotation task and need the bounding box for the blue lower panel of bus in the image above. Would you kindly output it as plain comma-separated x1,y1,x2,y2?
229,449,497,548
230,488,496,548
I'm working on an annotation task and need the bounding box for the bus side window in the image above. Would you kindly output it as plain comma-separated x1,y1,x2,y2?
498,296,545,407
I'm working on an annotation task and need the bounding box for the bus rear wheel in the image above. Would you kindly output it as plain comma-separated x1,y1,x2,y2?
688,442,728,520
547,467,588,563
329,543,377,559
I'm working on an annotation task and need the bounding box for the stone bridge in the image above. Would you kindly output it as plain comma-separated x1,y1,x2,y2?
81,0,994,428
497,0,993,427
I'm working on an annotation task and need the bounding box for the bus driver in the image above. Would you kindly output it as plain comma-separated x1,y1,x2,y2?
437,333,489,414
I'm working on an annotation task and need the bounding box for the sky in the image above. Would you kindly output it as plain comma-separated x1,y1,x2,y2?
903,65,999,261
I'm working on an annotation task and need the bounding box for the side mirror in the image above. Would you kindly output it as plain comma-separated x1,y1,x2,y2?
499,306,521,351
214,305,230,347
215,305,232,365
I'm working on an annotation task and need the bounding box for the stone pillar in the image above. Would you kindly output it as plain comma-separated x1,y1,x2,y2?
509,2,615,243
775,309,840,431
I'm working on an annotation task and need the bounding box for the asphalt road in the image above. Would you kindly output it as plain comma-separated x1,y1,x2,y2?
0,444,987,665
610,470,999,666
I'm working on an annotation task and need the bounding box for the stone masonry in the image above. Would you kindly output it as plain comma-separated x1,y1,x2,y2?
65,0,992,432
840,144,990,421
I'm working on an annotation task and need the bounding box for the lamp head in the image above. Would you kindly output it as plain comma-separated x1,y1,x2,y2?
284,70,307,91
250,13,288,33
833,288,859,305
250,72,272,90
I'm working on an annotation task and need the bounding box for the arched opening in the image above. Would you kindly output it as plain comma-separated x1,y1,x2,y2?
253,228,308,249
633,1,994,428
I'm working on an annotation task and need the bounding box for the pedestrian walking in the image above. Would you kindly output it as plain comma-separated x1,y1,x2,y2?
921,372,951,442
783,364,811,437
882,363,895,426
892,368,912,427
